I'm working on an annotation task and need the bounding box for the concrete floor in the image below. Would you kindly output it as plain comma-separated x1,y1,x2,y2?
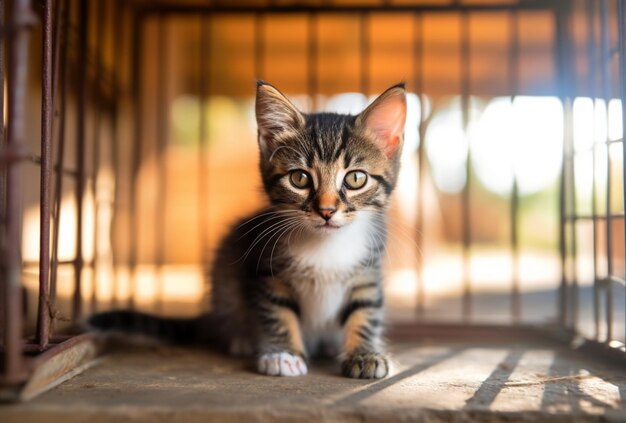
1,338,626,423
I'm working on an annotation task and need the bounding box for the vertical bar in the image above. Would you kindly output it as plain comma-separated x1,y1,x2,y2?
50,0,70,316
600,0,613,342
359,13,370,96
0,0,5,139
558,0,578,331
4,0,37,383
587,0,601,341
198,15,210,307
509,11,521,325
73,0,89,321
619,0,626,347
36,0,55,350
110,0,121,308
90,0,106,313
307,13,318,112
155,16,168,311
0,0,6,346
555,4,570,328
128,13,143,309
568,109,579,330
414,12,425,319
460,11,472,322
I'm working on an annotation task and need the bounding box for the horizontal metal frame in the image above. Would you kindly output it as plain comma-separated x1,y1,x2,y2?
135,1,559,16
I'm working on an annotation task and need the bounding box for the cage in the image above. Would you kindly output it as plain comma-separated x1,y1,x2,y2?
0,0,625,420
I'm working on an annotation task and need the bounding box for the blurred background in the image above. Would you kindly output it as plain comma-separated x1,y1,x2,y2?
6,0,626,352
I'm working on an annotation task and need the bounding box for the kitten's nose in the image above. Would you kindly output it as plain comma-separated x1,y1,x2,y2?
319,207,336,221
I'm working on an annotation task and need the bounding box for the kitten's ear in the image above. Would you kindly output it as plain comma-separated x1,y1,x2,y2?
255,80,305,154
356,83,407,159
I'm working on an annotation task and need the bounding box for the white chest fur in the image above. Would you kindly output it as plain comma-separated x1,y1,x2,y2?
291,213,373,274
289,214,374,333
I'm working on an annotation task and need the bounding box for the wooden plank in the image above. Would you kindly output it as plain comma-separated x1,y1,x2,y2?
0,334,105,403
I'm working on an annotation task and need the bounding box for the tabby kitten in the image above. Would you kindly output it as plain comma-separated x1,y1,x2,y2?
90,81,407,379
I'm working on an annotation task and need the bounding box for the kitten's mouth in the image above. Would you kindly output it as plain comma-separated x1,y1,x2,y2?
316,221,342,231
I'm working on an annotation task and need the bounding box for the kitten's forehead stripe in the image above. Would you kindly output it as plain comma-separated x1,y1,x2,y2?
343,150,353,169
305,113,355,164
333,122,353,162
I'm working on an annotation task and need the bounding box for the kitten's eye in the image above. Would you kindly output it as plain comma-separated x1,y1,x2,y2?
344,170,368,190
289,170,311,189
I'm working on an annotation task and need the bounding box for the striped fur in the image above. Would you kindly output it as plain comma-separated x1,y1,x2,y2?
90,82,407,379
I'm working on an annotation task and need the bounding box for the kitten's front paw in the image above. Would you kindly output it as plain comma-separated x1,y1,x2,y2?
257,352,308,377
342,352,389,379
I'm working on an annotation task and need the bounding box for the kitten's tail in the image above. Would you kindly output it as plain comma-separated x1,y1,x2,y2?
87,310,223,347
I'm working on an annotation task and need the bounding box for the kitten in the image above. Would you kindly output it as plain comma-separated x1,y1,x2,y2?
90,81,407,379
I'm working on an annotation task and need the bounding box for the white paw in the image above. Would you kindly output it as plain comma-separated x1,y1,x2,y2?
257,352,308,377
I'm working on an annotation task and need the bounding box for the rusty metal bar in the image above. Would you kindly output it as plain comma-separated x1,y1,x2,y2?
600,0,613,342
155,16,168,311
557,1,578,331
586,0,601,341
0,0,6,349
198,14,210,305
90,0,107,313
50,0,70,312
36,0,55,350
555,4,570,329
110,0,122,308
128,12,144,308
509,11,521,325
4,0,37,384
139,1,557,16
414,12,425,319
619,0,626,346
568,113,579,330
73,0,89,321
460,11,472,322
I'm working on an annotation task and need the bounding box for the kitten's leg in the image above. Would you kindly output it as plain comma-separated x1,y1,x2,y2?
256,278,308,377
340,282,388,379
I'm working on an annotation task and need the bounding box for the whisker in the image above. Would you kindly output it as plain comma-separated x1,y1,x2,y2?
234,216,303,264
257,219,302,274
236,209,299,231
243,217,302,260
267,221,303,276
237,211,300,241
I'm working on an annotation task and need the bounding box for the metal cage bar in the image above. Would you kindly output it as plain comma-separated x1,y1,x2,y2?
89,0,106,314
72,0,88,321
587,0,601,342
36,0,55,350
49,0,70,336
128,12,144,309
198,14,210,302
617,1,626,346
600,0,614,343
154,16,169,312
414,12,425,319
556,1,572,329
2,0,37,385
508,10,521,325
460,11,472,322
